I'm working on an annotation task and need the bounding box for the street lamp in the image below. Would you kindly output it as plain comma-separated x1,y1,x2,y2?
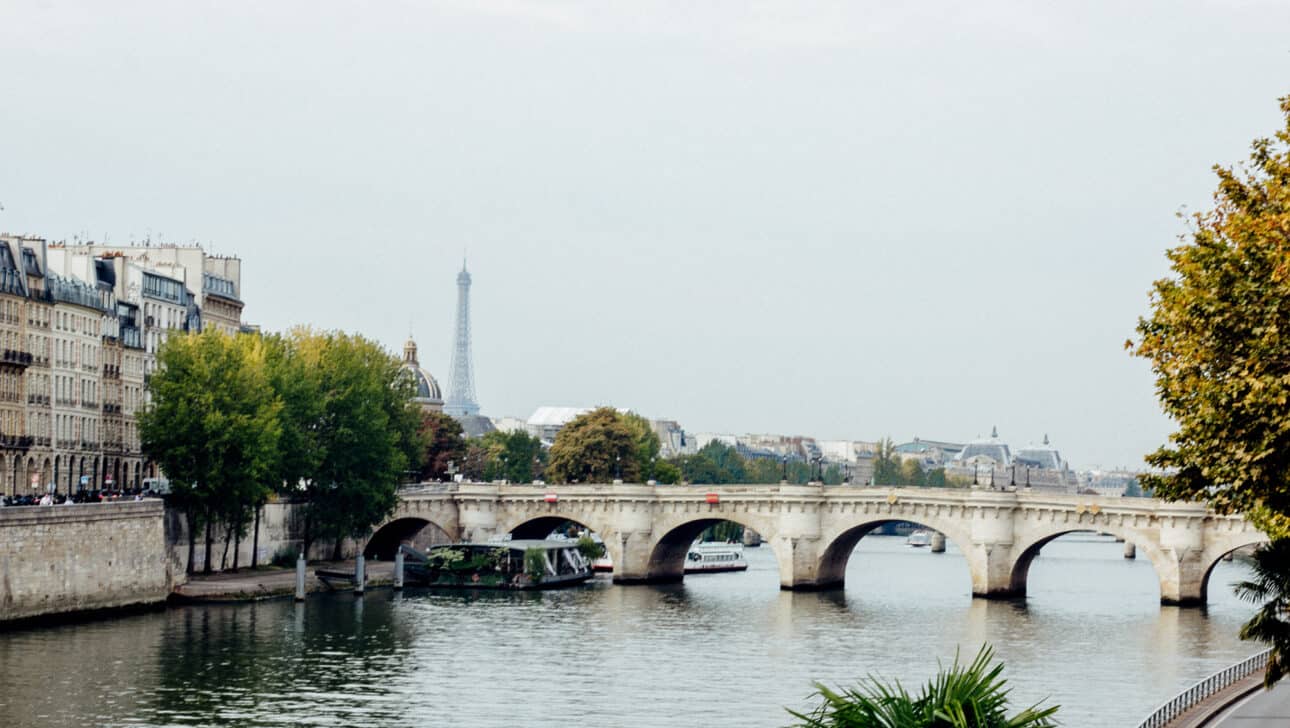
781,455,788,483
615,455,622,480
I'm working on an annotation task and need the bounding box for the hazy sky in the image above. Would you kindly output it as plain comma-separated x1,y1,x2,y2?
3,1,1288,469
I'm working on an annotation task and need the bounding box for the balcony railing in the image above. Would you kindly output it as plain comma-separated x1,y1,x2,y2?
0,434,35,449
81,401,99,411
26,394,49,406
0,349,33,367
103,364,121,379
102,403,122,415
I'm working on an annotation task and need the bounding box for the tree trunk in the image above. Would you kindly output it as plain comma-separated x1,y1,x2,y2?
203,509,214,575
185,510,197,575
220,520,233,572
331,533,343,562
251,504,262,569
232,516,242,572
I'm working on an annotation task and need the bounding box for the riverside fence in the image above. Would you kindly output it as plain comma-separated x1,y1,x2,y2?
1135,648,1271,728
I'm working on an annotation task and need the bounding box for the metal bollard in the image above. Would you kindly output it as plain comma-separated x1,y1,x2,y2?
354,554,365,595
394,549,404,591
1124,541,1136,560
295,552,306,602
930,532,946,553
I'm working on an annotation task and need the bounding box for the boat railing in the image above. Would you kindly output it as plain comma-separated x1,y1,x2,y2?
1134,648,1271,728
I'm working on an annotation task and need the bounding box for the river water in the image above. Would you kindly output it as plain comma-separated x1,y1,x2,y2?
0,535,1260,727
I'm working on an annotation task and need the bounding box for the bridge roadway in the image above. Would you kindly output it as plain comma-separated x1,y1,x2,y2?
369,483,1267,605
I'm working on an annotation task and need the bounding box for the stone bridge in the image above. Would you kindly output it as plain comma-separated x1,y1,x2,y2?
368,483,1268,606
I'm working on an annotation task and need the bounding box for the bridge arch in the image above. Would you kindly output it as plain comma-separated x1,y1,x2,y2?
639,511,782,585
1197,533,1269,604
816,517,975,591
364,517,454,560
1007,524,1170,601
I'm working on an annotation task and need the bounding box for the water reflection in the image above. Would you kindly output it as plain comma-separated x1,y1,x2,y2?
0,534,1261,728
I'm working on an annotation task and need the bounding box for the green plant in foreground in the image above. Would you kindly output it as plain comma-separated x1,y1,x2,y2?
787,645,1059,728
1235,538,1290,687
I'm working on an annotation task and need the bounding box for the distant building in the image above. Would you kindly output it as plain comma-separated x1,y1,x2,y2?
945,427,1078,492
398,338,443,414
892,438,963,467
526,406,592,444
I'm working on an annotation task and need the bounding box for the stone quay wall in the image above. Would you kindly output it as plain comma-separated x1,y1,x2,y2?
0,500,176,625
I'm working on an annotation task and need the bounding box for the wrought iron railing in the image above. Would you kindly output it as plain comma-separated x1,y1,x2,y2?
1136,648,1271,728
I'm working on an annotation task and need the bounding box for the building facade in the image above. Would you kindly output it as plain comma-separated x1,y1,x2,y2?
0,237,245,496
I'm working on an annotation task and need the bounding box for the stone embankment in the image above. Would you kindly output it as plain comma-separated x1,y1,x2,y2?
0,500,176,627
1,499,363,627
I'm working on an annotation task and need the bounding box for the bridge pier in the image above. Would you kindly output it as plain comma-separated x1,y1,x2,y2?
1158,509,1209,606
930,532,946,553
611,529,681,585
1157,552,1208,606
968,491,1024,600
776,536,837,590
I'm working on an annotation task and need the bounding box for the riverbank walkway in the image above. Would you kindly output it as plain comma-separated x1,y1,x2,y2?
174,559,396,601
1208,680,1290,726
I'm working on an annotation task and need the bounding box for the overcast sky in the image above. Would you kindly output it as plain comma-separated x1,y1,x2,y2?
2,1,1288,469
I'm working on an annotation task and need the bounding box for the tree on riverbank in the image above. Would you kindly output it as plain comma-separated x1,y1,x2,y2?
1130,95,1290,686
140,330,281,575
1130,96,1290,537
290,330,422,560
143,328,422,571
787,645,1059,728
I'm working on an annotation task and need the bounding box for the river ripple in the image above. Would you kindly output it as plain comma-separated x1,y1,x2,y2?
0,534,1259,727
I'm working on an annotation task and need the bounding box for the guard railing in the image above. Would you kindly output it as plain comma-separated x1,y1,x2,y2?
1136,648,1271,728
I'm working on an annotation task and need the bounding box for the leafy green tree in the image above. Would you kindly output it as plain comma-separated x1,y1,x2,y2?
901,458,926,487
419,411,466,482
140,330,282,575
622,411,662,479
1130,96,1290,536
652,459,682,485
787,645,1058,728
1235,540,1290,687
292,330,421,559
478,429,547,483
872,437,903,485
677,441,748,484
547,407,640,483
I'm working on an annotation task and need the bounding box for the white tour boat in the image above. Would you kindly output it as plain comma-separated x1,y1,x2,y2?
906,530,932,547
684,542,749,574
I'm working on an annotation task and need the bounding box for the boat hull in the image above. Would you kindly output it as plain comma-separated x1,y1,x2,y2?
684,564,749,574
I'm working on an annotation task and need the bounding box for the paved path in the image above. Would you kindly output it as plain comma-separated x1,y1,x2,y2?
1210,680,1290,727
174,560,396,601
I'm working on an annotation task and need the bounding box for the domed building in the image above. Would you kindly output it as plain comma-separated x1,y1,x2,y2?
1014,434,1065,471
953,426,1012,467
400,338,444,414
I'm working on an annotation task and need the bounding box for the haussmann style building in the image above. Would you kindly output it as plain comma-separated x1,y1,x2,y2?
0,236,246,496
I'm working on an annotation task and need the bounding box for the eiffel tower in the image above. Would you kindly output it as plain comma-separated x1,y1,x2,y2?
444,260,480,417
